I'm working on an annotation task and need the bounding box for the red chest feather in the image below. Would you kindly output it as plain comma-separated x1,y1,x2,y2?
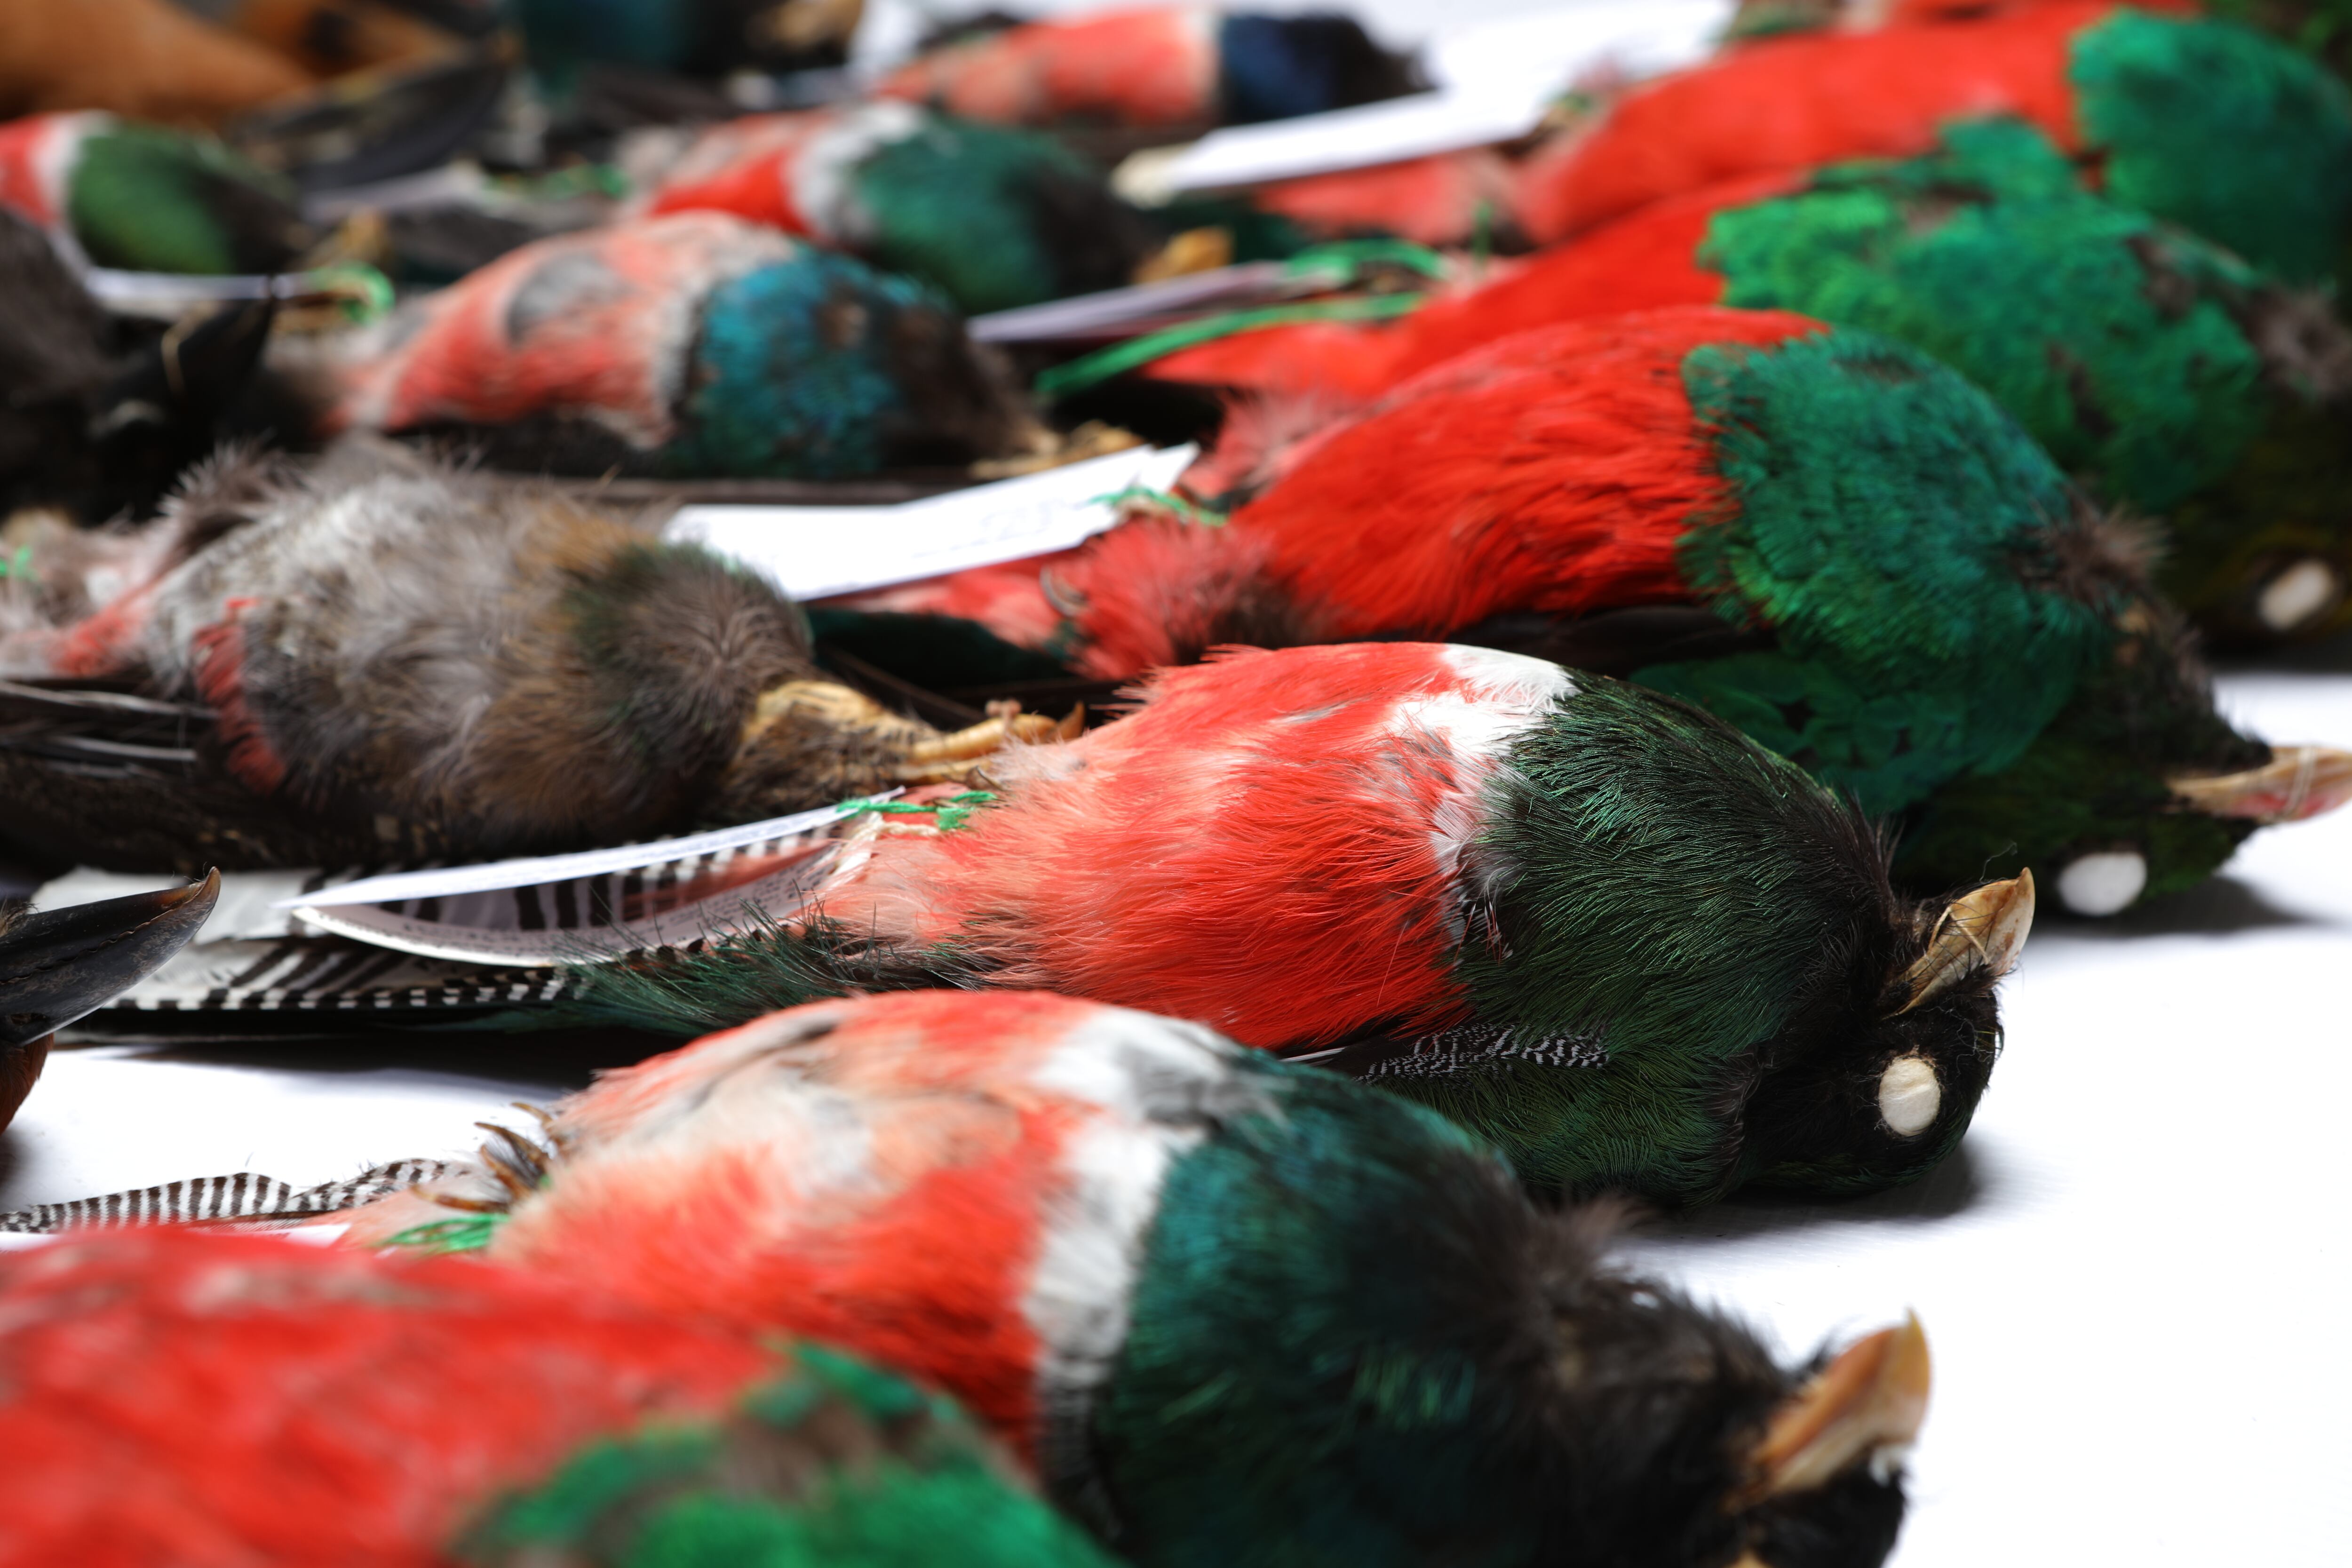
1206,308,1820,637
0,1231,771,1568
882,644,1557,1047
1145,177,1783,400
1515,1,2107,242
879,8,1217,127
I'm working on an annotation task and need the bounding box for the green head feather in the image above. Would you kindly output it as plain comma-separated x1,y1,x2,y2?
1094,1056,1554,1568
70,124,306,275
670,250,1019,478
1635,324,2114,818
849,117,1153,314
1411,677,1967,1203
2071,8,2352,286
462,1343,1112,1568
1701,119,2275,513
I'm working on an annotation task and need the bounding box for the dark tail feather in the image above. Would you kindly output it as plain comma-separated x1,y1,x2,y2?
562,914,993,1037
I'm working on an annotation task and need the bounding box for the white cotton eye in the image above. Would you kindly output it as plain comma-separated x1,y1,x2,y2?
1877,1056,1940,1138
2056,850,2147,918
2256,558,2341,635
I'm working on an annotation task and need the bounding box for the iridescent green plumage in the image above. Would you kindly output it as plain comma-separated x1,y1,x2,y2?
1697,119,2352,644
68,120,309,275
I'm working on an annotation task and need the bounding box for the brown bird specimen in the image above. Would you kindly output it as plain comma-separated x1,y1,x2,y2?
0,442,1070,874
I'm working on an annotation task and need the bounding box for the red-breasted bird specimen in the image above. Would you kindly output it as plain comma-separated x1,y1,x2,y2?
0,1225,1112,1568
302,211,1034,479
1513,0,2352,286
629,102,1158,313
321,988,1936,1567
0,111,314,275
502,641,2039,1203
1145,121,2352,647
877,6,1421,130
0,872,216,1132
0,441,1071,873
852,308,2350,915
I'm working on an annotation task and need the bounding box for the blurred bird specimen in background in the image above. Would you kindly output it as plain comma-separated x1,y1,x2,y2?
0,441,1070,873
0,210,276,520
323,988,1934,1567
1515,0,2352,287
0,1225,1111,1568
1149,122,2352,647
0,872,216,1134
0,0,314,127
537,645,2030,1203
861,308,2348,912
879,5,1422,129
629,101,1158,313
313,211,1033,477
514,0,866,88
0,111,314,275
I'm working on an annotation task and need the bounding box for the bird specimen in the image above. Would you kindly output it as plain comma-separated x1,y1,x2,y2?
0,209,277,521
0,0,313,128
0,111,314,275
0,441,1072,874
847,307,2348,913
1145,122,2352,646
0,1225,1112,1568
0,872,217,1133
1512,0,2352,286
444,642,2043,1203
320,988,1932,1567
629,102,1159,314
513,0,866,88
877,6,1421,130
306,211,1035,478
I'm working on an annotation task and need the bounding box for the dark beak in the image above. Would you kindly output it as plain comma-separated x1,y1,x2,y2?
0,870,220,1048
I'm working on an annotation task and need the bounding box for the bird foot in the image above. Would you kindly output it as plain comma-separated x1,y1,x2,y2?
891,700,1082,783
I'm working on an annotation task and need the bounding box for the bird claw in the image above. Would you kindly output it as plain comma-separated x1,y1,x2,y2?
891,702,1082,782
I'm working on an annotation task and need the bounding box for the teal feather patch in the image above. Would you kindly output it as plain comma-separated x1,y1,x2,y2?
1645,326,2113,816
850,118,1147,314
1701,119,2273,512
1095,1057,1542,1568
668,254,957,479
2071,9,2352,285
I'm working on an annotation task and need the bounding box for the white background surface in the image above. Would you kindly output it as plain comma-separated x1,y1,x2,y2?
8,668,2349,1563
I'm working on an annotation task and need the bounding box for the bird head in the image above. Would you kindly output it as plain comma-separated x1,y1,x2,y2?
1716,1314,1931,1568
1344,676,2026,1206
1733,871,2030,1197
1893,562,2352,916
0,870,218,1128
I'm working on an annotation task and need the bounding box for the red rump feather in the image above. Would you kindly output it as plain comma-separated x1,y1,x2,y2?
1513,0,2114,243
1144,174,1790,398
1064,307,1822,675
863,643,1533,1048
1246,149,1519,246
0,1229,774,1568
189,598,288,796
877,7,1218,127
477,993,1109,1454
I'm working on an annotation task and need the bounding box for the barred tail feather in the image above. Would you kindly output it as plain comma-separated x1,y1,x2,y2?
0,1158,459,1234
